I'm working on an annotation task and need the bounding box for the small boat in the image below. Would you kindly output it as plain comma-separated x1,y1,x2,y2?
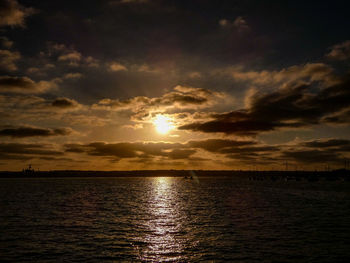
184,171,198,183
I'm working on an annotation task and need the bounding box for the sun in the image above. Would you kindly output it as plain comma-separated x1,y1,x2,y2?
153,114,174,134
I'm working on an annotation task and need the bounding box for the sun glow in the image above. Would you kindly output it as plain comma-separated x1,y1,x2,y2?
153,114,174,134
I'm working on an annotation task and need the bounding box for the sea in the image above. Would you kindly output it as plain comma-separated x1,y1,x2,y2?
0,176,349,262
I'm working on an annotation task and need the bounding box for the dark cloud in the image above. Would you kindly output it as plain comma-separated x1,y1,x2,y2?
93,85,225,112
65,139,264,161
0,152,32,160
57,50,82,63
0,95,84,125
179,75,350,136
63,73,83,80
326,40,350,61
60,137,350,167
0,126,72,137
187,139,256,152
220,146,278,154
65,141,191,160
0,36,13,48
0,142,64,161
179,116,278,136
167,149,196,159
51,97,79,108
64,139,278,164
0,143,63,156
38,156,78,162
299,138,350,153
282,150,343,164
107,61,127,72
224,63,336,87
186,140,280,166
86,142,143,158
302,139,350,148
0,76,56,93
40,42,99,71
225,152,259,161
224,153,278,166
0,0,35,27
219,16,250,33
0,49,20,71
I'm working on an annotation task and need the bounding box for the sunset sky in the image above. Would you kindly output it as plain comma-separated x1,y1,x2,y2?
1,0,350,170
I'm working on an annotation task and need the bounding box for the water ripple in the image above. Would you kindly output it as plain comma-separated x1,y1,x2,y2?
0,177,349,262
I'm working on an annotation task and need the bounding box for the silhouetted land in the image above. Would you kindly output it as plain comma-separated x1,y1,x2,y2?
0,169,349,181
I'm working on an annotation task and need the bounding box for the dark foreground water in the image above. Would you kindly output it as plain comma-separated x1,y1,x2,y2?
0,176,349,262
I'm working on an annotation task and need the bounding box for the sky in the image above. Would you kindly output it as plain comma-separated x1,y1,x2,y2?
0,0,350,171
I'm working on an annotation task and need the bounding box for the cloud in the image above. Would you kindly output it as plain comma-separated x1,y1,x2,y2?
58,51,82,61
167,149,196,159
219,16,250,33
0,94,85,126
45,42,99,68
326,40,350,60
179,74,350,135
135,64,161,74
63,73,83,79
179,109,282,136
0,143,63,156
323,108,350,124
0,126,72,137
187,139,256,152
0,0,36,27
222,63,337,87
51,97,80,109
92,85,229,129
65,141,193,160
298,138,350,153
37,156,81,162
0,49,20,71
187,71,202,78
63,139,276,165
219,19,230,27
233,16,250,33
302,139,350,148
58,50,82,65
0,94,82,115
26,64,55,76
282,150,343,164
108,62,127,72
0,142,65,162
0,76,57,93
56,137,350,167
26,67,40,74
219,145,279,154
0,36,13,48
92,85,227,122
85,56,99,67
0,152,31,160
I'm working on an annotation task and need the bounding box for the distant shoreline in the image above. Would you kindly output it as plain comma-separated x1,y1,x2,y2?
1,169,349,180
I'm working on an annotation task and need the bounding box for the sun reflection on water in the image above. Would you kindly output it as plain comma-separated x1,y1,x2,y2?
140,177,186,261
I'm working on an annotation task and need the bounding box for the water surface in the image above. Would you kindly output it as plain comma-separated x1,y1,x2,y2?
0,176,349,262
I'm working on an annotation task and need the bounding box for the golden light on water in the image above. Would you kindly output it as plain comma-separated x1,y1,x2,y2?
139,177,185,261
153,115,175,134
